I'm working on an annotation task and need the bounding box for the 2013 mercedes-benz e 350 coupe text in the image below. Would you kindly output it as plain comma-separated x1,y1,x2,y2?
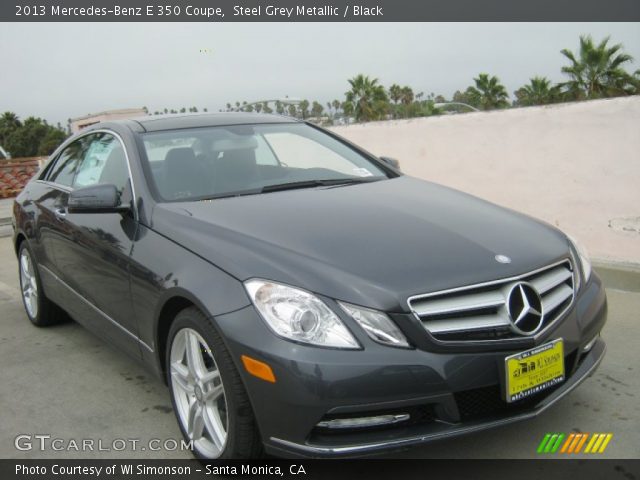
12,113,606,458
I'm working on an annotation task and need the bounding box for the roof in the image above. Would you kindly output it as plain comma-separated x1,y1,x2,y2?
127,112,299,132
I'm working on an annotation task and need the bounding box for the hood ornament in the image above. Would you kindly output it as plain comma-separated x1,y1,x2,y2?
495,254,511,264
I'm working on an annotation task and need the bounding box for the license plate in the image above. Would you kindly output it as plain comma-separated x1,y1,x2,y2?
504,339,565,403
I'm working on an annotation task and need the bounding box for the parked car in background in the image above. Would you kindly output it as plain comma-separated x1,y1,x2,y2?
12,113,607,459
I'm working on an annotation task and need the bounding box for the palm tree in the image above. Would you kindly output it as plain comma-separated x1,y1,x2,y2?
631,69,640,94
560,35,634,99
299,100,310,119
388,84,402,105
465,73,510,110
311,101,324,118
514,77,561,106
345,74,389,122
400,86,414,105
388,84,403,118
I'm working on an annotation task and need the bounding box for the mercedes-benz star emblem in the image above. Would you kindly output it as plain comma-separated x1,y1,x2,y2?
495,254,511,264
506,282,544,335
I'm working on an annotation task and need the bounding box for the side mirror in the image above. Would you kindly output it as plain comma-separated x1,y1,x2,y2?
68,184,128,214
380,156,401,170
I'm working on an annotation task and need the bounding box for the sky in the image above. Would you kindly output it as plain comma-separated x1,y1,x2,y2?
1,22,639,125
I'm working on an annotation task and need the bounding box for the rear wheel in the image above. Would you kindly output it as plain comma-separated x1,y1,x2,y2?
166,307,262,459
18,242,63,327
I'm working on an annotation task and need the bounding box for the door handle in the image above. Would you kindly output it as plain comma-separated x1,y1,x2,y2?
54,207,67,221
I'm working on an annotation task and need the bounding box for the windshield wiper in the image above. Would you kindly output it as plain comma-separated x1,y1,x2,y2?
261,177,380,193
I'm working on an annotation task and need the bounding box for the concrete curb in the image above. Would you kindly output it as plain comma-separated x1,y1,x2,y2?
593,259,640,293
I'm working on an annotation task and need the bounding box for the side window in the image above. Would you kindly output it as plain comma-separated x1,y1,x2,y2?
73,133,129,192
47,137,91,187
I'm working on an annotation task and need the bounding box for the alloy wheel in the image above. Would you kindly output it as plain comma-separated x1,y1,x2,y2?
169,327,228,458
20,249,38,319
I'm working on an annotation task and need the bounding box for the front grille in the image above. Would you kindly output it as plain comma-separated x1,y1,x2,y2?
455,384,546,420
408,259,575,342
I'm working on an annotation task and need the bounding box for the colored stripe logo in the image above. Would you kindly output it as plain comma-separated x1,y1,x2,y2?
537,433,613,454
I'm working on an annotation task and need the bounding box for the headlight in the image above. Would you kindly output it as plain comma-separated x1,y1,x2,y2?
244,279,359,349
568,235,592,286
338,301,410,348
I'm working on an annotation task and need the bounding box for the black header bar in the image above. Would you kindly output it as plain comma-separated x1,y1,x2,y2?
3,0,640,22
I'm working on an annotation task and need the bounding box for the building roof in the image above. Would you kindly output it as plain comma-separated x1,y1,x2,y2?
70,108,147,123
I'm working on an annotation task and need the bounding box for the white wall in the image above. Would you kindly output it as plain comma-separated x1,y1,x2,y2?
331,97,640,264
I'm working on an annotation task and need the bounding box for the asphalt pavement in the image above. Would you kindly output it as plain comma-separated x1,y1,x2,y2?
0,235,638,459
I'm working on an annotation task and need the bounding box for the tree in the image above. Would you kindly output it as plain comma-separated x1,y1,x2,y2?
299,100,309,119
311,101,324,118
400,86,415,117
262,102,273,114
287,104,297,117
631,69,640,94
345,74,389,122
275,101,285,115
514,77,561,106
560,35,635,99
388,84,403,105
0,111,22,147
465,73,510,110
38,128,68,155
255,103,263,113
332,99,341,116
341,101,354,118
2,115,67,157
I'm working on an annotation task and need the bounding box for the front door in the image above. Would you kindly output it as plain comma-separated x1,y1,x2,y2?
38,132,140,357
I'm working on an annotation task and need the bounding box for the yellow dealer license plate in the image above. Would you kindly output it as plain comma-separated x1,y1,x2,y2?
505,339,565,403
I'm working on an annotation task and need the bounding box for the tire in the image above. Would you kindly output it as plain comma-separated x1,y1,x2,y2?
18,242,64,327
166,306,263,459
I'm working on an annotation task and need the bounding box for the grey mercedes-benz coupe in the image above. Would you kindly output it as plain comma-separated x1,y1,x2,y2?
12,113,607,458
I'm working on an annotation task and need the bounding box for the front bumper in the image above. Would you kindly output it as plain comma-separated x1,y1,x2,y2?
214,273,607,458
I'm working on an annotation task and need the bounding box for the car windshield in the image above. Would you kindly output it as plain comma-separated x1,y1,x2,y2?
140,122,389,201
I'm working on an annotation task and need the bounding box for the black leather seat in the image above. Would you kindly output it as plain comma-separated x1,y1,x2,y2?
214,149,257,194
161,148,209,200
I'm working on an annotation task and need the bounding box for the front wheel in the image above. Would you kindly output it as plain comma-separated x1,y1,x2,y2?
166,307,262,459
18,242,63,327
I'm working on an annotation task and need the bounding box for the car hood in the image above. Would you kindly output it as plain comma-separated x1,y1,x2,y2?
151,176,570,312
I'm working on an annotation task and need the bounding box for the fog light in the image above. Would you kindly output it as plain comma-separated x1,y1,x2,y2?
582,334,599,353
316,413,410,429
